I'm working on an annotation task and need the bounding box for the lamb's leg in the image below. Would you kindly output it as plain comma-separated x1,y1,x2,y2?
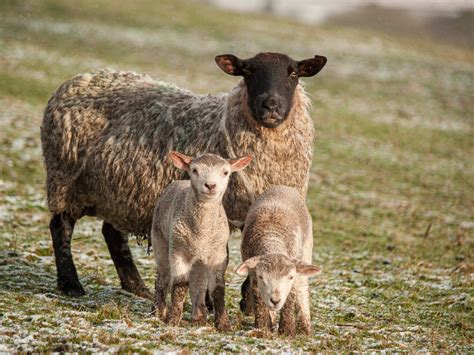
239,276,253,315
295,278,312,335
189,262,209,325
102,222,151,299
152,233,169,320
165,278,188,326
50,213,85,296
279,288,297,337
251,278,272,331
209,264,231,332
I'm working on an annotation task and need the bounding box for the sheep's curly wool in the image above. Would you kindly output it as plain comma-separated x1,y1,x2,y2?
41,69,314,236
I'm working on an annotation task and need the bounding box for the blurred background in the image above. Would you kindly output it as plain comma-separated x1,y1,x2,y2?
0,0,472,352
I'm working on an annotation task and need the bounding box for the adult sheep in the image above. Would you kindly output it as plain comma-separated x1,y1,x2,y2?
41,52,327,297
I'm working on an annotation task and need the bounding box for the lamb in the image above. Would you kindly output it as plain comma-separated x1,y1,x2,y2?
41,52,327,297
151,151,252,331
235,186,321,336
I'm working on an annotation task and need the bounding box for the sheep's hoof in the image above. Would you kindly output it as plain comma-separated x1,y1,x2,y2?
58,280,86,297
123,284,153,300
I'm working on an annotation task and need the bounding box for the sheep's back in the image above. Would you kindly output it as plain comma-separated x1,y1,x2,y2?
242,186,312,260
41,69,225,234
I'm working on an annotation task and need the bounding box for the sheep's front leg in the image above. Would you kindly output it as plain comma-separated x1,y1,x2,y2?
279,288,297,337
189,262,209,325
102,222,152,299
295,277,312,335
165,278,188,326
251,277,272,331
209,261,231,331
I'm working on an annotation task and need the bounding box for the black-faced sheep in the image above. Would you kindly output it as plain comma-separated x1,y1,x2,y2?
41,52,327,297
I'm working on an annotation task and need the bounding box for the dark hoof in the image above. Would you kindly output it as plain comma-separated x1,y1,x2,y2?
59,281,86,297
123,284,153,300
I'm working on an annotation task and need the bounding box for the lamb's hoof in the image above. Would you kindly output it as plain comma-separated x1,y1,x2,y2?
215,316,231,332
58,280,86,297
278,326,296,338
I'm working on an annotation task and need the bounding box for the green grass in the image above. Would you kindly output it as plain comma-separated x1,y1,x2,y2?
0,0,473,352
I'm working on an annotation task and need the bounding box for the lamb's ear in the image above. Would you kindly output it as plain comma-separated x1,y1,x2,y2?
169,151,193,171
297,55,327,77
215,54,244,76
235,256,261,275
229,156,252,172
295,261,322,277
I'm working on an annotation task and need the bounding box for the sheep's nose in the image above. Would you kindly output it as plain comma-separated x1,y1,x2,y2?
270,297,281,306
205,183,216,191
262,97,280,111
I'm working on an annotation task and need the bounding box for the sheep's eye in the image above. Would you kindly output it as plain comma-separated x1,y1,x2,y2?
258,275,263,280
191,168,198,175
223,171,229,176
289,275,294,280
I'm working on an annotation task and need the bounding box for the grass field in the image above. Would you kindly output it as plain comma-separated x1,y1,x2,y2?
0,0,473,351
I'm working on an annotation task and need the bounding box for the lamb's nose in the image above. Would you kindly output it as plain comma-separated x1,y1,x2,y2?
205,183,216,191
270,297,281,306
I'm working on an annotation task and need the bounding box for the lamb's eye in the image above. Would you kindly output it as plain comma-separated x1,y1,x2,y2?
223,171,229,176
289,275,294,280
258,275,263,280
192,168,198,175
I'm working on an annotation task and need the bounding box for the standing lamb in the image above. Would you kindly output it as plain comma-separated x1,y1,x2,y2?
236,186,321,336
152,151,252,331
41,52,327,297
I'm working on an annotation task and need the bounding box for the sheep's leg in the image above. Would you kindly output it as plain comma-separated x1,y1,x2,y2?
165,278,188,326
189,262,209,325
102,222,152,299
251,278,272,331
152,232,169,320
295,278,312,335
278,288,297,337
50,213,85,296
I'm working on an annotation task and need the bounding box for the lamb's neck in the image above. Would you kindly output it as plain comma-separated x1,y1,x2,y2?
184,190,223,226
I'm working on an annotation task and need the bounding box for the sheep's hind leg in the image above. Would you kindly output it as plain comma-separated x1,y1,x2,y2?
102,222,152,299
50,213,85,297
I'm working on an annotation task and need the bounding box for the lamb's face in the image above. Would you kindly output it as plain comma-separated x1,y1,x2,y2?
188,155,232,203
254,254,297,311
236,253,321,312
215,52,327,129
169,152,252,203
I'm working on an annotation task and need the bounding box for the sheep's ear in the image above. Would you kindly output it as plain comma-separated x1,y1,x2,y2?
295,261,321,277
297,55,327,77
169,151,193,171
215,54,244,76
235,256,260,275
229,156,252,172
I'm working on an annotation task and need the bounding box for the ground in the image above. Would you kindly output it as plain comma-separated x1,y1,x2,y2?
0,0,473,352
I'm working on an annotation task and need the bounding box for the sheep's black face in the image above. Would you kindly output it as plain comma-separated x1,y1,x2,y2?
215,52,327,128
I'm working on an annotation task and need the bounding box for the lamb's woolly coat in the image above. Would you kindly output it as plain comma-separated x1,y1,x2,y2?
41,69,314,236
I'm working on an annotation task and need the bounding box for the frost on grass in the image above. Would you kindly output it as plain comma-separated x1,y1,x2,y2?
0,0,473,351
